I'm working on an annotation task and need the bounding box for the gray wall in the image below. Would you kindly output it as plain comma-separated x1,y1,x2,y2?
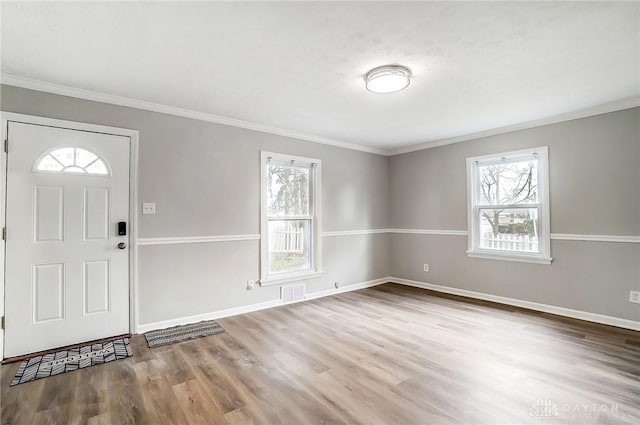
0,85,390,325
390,108,640,321
2,83,638,325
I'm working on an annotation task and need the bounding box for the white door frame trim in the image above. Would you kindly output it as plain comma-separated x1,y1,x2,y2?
0,112,140,359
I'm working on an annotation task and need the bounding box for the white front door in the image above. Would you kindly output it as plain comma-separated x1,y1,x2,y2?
4,121,131,358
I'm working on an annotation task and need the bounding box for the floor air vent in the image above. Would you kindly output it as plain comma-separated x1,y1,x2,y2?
281,283,305,303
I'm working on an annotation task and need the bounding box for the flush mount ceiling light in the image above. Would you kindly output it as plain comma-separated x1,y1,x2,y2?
364,65,412,94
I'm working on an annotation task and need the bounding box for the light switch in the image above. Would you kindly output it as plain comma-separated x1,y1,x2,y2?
142,202,156,215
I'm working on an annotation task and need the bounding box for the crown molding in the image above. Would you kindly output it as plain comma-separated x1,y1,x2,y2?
0,73,387,156
388,96,640,156
3,73,638,157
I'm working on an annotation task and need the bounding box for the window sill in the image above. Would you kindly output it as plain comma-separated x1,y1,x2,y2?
260,270,324,286
466,250,553,265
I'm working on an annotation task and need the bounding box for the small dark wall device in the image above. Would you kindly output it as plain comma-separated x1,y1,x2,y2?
118,221,127,236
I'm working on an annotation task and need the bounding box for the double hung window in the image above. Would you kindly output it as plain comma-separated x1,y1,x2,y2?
466,146,551,264
260,152,322,285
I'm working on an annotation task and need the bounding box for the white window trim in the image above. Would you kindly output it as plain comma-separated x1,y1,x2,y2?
260,151,322,286
466,146,552,265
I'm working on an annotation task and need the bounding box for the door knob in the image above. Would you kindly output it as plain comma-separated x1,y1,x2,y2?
117,242,127,250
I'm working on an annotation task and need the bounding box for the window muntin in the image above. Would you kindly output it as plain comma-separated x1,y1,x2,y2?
467,147,551,264
261,152,321,284
35,147,110,176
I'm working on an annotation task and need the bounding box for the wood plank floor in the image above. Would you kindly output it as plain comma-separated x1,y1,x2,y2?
2,283,639,425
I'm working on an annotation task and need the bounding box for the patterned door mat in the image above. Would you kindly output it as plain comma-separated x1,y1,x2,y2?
10,338,133,386
144,320,225,347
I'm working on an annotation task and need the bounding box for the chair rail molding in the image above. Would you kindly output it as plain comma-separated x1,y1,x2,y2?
136,230,640,245
137,234,261,245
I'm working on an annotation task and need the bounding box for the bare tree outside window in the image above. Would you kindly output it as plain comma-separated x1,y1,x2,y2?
478,159,538,238
267,163,312,274
467,147,551,263
267,165,309,217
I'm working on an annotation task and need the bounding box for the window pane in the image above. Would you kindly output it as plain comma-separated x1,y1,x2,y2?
64,166,85,173
36,155,63,171
35,148,110,176
268,220,310,274
50,147,75,167
479,208,539,253
267,164,310,217
85,160,109,175
478,159,538,205
74,148,98,167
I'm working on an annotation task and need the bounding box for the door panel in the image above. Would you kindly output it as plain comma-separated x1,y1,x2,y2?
4,122,130,358
84,187,110,240
34,185,65,242
32,263,65,323
83,260,110,315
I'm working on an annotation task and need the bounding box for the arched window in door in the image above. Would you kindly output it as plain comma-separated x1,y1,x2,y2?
34,147,110,176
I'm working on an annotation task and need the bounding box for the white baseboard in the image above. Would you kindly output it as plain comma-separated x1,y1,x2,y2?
136,299,283,334
136,276,639,334
304,277,391,301
135,276,390,333
389,277,640,331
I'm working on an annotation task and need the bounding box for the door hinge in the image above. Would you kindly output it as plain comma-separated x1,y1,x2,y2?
1,316,4,330
4,139,7,153
2,227,5,241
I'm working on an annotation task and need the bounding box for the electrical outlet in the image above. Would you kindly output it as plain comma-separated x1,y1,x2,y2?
423,264,429,272
247,280,255,290
630,290,640,304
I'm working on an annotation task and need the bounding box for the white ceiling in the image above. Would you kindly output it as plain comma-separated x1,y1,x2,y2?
2,1,639,153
